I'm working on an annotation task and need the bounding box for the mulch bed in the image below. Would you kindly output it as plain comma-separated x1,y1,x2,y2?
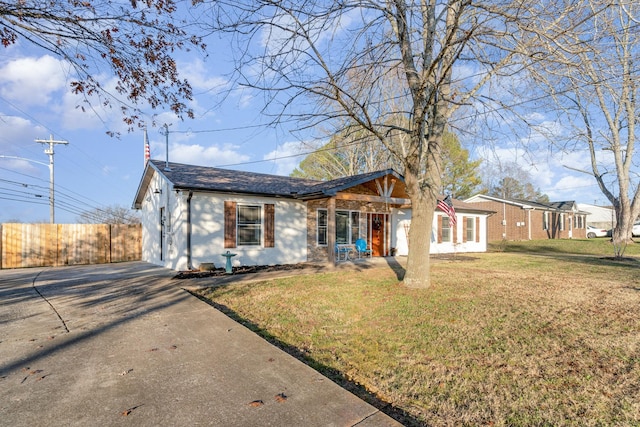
173,264,306,279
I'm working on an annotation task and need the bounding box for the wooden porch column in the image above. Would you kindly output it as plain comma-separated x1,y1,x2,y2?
327,197,336,263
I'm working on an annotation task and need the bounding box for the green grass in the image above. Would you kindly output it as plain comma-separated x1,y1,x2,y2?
196,240,640,426
489,237,640,256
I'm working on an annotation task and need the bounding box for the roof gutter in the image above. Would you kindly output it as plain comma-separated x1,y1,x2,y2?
172,186,300,200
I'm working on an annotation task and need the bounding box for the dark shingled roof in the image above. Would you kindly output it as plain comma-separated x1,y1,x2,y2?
446,198,495,214
132,161,404,206
151,160,322,196
467,194,577,212
133,161,496,215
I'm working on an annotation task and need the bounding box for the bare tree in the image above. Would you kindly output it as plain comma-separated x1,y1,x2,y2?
294,128,481,199
77,204,141,224
291,123,402,180
203,0,538,287
1,0,205,133
522,0,640,255
480,161,549,203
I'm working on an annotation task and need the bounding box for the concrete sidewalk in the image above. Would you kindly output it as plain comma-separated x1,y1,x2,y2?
0,262,402,426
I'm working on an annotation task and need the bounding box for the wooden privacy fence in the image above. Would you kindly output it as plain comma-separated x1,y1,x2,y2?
0,223,142,269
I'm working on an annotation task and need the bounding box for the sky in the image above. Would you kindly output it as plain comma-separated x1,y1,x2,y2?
0,34,314,224
0,12,611,224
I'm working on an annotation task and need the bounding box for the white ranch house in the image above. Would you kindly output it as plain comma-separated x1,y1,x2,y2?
132,160,494,271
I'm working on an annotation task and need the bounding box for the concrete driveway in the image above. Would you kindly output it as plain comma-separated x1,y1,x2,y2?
0,262,401,426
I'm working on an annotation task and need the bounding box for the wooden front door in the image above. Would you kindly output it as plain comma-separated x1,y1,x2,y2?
370,213,386,256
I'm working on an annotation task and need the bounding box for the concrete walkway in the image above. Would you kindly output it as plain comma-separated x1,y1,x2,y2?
0,262,401,426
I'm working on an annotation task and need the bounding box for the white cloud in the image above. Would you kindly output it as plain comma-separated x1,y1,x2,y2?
179,59,229,93
0,115,47,154
0,114,50,178
238,92,254,109
0,55,67,105
262,141,307,175
0,156,43,177
165,142,250,167
526,112,546,122
545,174,597,201
57,74,132,131
58,92,107,130
476,143,602,203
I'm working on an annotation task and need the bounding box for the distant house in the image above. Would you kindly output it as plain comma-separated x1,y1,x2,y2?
132,160,493,270
465,194,589,241
577,203,615,229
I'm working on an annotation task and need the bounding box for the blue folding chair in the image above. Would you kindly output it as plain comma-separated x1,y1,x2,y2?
355,238,372,258
335,244,352,261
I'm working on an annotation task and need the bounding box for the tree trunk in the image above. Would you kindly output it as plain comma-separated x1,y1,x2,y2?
612,201,631,258
402,168,438,288
403,195,436,288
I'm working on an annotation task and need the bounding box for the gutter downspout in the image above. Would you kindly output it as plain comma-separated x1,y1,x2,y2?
187,191,193,270
502,201,507,239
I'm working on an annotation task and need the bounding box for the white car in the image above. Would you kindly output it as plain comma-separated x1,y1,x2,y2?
587,225,608,238
633,222,640,237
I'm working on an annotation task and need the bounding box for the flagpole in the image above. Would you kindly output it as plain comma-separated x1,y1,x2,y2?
144,127,150,167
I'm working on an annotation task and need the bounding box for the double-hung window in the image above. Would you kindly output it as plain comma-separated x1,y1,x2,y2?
224,201,275,248
237,205,261,245
441,216,452,242
465,217,475,242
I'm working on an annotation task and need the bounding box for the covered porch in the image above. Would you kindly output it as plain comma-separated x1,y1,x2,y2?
303,171,410,264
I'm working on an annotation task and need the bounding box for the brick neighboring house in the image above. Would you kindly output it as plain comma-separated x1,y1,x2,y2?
465,194,589,241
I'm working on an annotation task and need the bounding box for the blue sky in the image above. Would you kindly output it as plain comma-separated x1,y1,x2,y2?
0,36,315,223
0,20,607,224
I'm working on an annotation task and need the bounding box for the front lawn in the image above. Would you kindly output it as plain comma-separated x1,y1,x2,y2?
196,242,640,426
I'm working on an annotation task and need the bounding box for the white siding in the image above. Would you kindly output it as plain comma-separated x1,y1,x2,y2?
140,174,308,271
190,193,307,269
140,173,186,270
391,208,488,256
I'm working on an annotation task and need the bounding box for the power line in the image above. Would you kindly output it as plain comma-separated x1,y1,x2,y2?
168,123,277,134
0,165,111,213
0,175,115,221
0,195,49,206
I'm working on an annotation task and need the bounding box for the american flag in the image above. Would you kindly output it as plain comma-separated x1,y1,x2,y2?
437,194,456,226
144,128,150,165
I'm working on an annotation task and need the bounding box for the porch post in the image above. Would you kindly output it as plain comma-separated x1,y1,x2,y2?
328,197,336,263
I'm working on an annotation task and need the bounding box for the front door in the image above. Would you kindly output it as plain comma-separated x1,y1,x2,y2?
370,213,386,256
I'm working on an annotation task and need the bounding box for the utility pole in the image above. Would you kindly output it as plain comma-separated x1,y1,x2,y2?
162,123,171,171
35,135,69,224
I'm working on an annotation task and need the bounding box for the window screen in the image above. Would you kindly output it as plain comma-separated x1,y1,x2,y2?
237,205,261,245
